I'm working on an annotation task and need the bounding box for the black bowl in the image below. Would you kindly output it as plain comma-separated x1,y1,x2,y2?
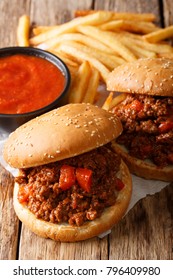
0,46,71,133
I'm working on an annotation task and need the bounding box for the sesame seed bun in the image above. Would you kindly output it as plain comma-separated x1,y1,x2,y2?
107,58,173,96
13,160,132,242
3,103,122,168
112,142,173,182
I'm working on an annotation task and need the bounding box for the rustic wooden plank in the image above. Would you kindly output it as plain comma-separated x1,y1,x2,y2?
109,184,173,260
29,0,94,25
163,0,173,26
19,225,108,260
0,0,32,48
94,0,161,24
0,167,19,260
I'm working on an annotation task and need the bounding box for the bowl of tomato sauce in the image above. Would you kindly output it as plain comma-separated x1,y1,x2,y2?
0,46,71,133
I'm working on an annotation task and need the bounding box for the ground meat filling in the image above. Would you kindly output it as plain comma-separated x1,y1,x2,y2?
113,94,173,167
15,144,121,226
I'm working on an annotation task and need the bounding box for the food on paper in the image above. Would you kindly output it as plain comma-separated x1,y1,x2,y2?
3,103,132,242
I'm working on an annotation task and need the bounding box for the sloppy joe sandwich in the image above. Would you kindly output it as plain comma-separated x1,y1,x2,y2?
107,57,173,181
3,103,132,242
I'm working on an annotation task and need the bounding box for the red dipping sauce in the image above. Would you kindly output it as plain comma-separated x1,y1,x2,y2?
0,54,66,114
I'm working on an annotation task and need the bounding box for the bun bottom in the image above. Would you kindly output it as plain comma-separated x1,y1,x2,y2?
112,142,173,182
13,160,132,242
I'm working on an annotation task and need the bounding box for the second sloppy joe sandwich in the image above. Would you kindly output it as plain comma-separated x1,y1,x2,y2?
3,103,132,242
107,57,173,181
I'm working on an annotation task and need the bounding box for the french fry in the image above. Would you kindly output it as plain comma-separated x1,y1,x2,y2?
117,35,156,58
118,20,159,34
143,25,173,43
48,49,79,67
75,10,156,22
102,92,113,111
57,40,124,69
77,25,137,62
100,20,159,34
32,26,58,36
111,12,156,22
82,68,100,104
17,15,30,46
100,20,124,31
29,11,112,45
110,93,127,109
37,32,116,55
131,36,173,53
68,61,91,103
120,31,173,53
74,10,96,17
58,43,110,82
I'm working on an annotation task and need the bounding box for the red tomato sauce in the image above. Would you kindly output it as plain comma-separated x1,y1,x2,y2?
0,54,66,114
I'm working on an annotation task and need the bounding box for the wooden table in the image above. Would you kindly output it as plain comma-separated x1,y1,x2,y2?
0,0,173,260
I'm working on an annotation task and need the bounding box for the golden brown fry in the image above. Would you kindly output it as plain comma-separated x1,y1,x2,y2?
58,43,110,82
37,32,116,55
82,68,100,104
119,20,159,34
77,25,137,62
32,26,58,36
121,31,173,53
117,35,156,58
100,20,159,34
17,15,30,46
68,61,91,103
74,10,96,17
29,11,112,45
100,20,123,31
110,93,127,109
102,92,114,111
48,49,79,67
143,25,173,43
75,10,156,22
112,12,156,22
58,40,123,69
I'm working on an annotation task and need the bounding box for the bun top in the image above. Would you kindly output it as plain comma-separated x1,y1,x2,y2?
3,103,122,168
107,58,173,96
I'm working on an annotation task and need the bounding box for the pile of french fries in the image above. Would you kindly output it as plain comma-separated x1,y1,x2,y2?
17,10,173,106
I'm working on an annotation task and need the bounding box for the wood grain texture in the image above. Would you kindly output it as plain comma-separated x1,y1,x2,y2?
0,167,19,260
0,0,173,260
94,0,161,24
163,0,173,26
109,183,173,259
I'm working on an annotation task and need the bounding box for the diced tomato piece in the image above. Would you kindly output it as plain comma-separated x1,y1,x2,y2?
130,100,144,112
58,165,76,190
115,178,125,191
76,168,92,193
18,185,31,203
159,120,173,133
